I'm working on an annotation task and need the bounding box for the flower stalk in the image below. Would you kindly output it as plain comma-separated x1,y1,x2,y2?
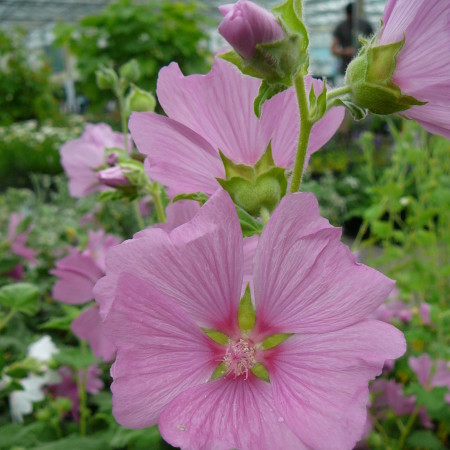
289,73,312,193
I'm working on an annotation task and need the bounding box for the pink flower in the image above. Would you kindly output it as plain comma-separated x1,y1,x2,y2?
409,354,450,400
52,230,120,304
49,365,103,421
218,0,284,59
371,379,415,416
60,123,131,197
129,58,344,198
377,0,450,138
96,166,130,188
71,306,116,362
8,213,37,264
5,213,37,280
419,302,432,325
95,190,405,449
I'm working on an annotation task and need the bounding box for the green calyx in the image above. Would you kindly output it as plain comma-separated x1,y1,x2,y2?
217,144,287,218
345,35,426,115
220,0,309,116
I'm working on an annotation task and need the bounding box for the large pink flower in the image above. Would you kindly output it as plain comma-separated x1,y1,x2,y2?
129,58,344,198
378,0,450,138
95,190,405,450
60,123,131,198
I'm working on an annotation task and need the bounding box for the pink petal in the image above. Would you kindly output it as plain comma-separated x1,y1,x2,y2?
70,306,116,362
52,252,104,304
265,320,406,450
103,273,218,428
242,234,258,296
129,112,224,197
254,193,395,335
84,230,121,273
159,200,201,232
409,354,432,387
156,59,271,165
263,77,345,168
159,376,307,450
432,360,450,392
95,190,243,335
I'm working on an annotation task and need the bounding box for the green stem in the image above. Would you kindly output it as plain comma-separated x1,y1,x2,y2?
397,406,420,450
116,87,129,153
78,341,88,437
352,219,369,252
0,309,16,331
326,85,351,103
133,199,145,230
150,184,166,223
290,74,313,193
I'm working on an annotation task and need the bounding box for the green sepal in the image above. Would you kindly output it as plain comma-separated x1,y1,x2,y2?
366,37,404,84
219,50,263,79
262,333,293,349
273,0,303,31
238,285,255,333
345,35,426,115
309,78,328,122
210,362,227,380
334,96,368,121
235,205,263,237
172,191,209,205
219,150,254,181
251,363,270,382
217,144,287,217
98,190,125,202
254,81,288,118
217,167,286,217
202,328,229,345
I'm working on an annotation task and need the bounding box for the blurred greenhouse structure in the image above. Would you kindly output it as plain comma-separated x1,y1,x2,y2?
0,0,387,110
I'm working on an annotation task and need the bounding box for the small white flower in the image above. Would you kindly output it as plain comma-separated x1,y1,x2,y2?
27,335,59,363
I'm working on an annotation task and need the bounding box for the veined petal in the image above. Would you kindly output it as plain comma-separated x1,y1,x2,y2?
104,273,219,428
156,59,271,165
51,252,104,304
262,77,344,168
159,376,308,450
254,193,395,335
95,190,243,334
70,306,116,362
129,112,224,197
265,320,406,450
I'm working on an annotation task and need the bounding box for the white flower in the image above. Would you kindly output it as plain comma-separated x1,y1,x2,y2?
9,371,60,422
27,335,59,363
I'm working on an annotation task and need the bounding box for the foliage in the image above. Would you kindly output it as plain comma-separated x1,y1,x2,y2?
0,118,84,189
0,29,60,126
53,0,212,111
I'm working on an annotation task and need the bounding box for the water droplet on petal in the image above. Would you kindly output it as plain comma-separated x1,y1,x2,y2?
177,424,186,431
277,417,285,423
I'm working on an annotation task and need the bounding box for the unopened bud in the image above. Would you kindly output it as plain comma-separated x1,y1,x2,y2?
126,86,156,113
97,166,130,188
119,59,140,84
95,67,117,91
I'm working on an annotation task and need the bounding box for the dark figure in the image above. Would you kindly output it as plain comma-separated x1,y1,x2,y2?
331,3,373,75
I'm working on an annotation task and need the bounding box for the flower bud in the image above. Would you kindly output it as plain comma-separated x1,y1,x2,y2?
219,0,284,59
106,152,119,166
95,67,117,91
119,59,140,84
125,86,156,113
97,166,130,188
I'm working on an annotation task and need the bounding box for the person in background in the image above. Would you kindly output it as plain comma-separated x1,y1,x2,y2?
331,2,373,81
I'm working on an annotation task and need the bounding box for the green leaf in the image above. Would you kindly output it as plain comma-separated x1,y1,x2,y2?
0,282,39,315
110,426,162,449
254,81,288,118
54,346,98,369
202,328,229,345
262,333,293,349
172,191,209,205
406,430,445,450
238,285,255,333
251,362,270,382
0,253,21,273
34,435,109,450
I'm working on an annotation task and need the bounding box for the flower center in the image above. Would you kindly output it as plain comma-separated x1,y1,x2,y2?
223,338,256,379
